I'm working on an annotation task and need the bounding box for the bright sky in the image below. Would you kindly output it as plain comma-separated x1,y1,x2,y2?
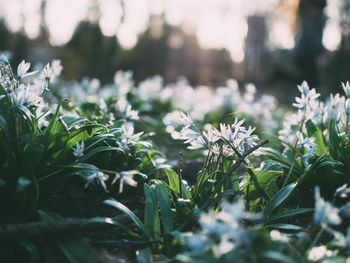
0,0,342,62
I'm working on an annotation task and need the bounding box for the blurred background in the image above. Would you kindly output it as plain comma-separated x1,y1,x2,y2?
0,0,349,102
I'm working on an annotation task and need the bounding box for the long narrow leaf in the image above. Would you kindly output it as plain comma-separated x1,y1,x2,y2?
261,208,314,224
144,184,160,238
263,182,297,217
79,146,124,162
104,199,151,239
154,182,174,234
166,169,180,196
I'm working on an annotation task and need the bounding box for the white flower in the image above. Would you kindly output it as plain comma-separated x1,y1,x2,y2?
124,104,139,120
17,60,38,81
345,99,350,117
17,60,30,79
212,238,235,258
293,81,320,111
84,170,109,192
187,233,211,255
43,63,51,80
179,112,194,127
270,230,290,243
180,127,200,143
202,128,220,146
342,81,350,97
335,184,350,198
308,245,327,261
138,75,163,101
314,186,341,227
326,93,345,123
10,83,43,107
187,136,207,149
218,123,237,144
296,131,317,166
50,60,63,80
114,70,133,97
73,141,85,157
113,170,146,193
296,132,316,149
120,123,144,150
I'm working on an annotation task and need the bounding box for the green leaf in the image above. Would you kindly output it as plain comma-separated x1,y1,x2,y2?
265,223,302,231
85,134,115,150
144,184,160,238
57,163,99,171
263,182,297,217
305,119,327,155
262,251,296,263
79,146,124,162
328,119,342,160
44,102,62,136
166,169,180,196
104,198,151,239
0,114,10,139
60,114,88,129
67,124,102,147
261,208,314,224
27,177,40,211
19,240,41,263
55,235,100,263
83,217,137,237
113,119,125,128
154,182,174,234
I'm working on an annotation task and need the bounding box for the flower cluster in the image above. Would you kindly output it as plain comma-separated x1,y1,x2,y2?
186,200,251,258
176,112,259,156
280,81,350,145
0,57,62,127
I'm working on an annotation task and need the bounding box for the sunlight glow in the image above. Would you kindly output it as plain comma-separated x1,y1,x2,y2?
98,0,123,37
2,0,23,32
45,0,90,45
23,0,41,39
323,0,341,51
269,21,295,49
323,21,341,51
0,0,343,56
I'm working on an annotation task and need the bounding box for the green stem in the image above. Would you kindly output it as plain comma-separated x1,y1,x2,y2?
282,118,305,188
309,228,324,250
200,139,269,211
178,152,183,198
224,138,270,201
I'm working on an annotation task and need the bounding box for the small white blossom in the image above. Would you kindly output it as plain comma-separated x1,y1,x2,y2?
10,83,43,107
17,60,30,79
308,245,327,261
124,104,139,120
342,81,350,97
314,186,341,227
187,136,206,150
179,112,194,127
335,184,350,198
202,128,220,146
113,170,146,193
120,123,144,150
84,170,109,192
114,70,133,97
73,141,85,157
180,127,200,143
